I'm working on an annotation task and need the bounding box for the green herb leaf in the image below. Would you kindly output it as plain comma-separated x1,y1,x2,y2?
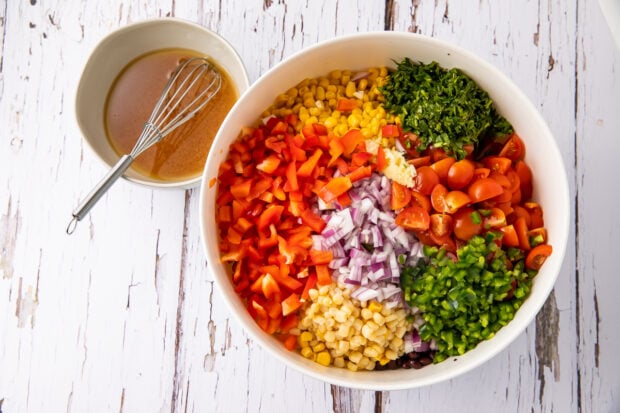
380,59,513,159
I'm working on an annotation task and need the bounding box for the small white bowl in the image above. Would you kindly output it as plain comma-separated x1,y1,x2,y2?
75,18,250,189
200,32,570,390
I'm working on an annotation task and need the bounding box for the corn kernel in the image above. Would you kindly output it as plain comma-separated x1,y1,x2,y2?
334,356,346,368
346,362,358,372
368,301,383,313
379,356,390,366
336,324,350,339
349,351,363,364
316,351,331,366
301,347,314,359
363,347,379,359
312,343,326,352
324,331,336,342
299,332,313,343
345,81,356,98
361,308,373,320
361,321,378,339
329,69,342,80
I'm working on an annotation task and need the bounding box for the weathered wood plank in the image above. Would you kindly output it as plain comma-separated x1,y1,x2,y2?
1,0,619,411
575,1,620,412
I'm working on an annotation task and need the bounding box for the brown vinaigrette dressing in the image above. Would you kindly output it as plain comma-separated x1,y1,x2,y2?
104,48,238,181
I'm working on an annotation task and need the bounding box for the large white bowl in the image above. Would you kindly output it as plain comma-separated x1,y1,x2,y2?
199,32,570,390
75,18,250,189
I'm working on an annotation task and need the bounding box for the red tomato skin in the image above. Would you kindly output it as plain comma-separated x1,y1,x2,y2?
452,207,482,241
447,159,475,190
413,166,440,195
525,244,553,270
395,206,431,231
468,178,504,203
391,181,412,210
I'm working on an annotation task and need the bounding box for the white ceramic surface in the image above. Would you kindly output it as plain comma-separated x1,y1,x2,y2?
75,18,250,189
600,0,620,50
199,32,570,390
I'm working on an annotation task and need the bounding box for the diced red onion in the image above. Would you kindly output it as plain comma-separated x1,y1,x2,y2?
316,173,423,305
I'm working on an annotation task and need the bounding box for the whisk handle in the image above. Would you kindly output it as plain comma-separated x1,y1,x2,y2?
66,155,134,234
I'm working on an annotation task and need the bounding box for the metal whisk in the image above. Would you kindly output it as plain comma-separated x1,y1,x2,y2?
67,57,222,235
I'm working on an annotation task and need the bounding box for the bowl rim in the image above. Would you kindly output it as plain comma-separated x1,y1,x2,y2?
74,17,250,190
199,30,570,390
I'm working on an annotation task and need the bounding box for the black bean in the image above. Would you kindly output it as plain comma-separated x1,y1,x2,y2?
419,356,433,366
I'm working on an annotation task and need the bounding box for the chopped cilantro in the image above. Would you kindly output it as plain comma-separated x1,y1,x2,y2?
380,59,513,159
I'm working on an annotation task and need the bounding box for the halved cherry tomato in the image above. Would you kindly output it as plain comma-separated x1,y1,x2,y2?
515,161,533,201
499,134,525,161
430,214,453,237
528,227,548,246
410,190,432,212
483,157,512,174
482,207,506,229
444,191,472,214
468,178,504,203
395,206,431,231
489,172,512,190
391,181,412,210
525,244,552,270
409,156,431,168
430,157,456,182
453,207,482,241
510,205,532,227
523,202,544,228
505,169,521,193
473,167,491,181
514,216,531,250
413,229,436,246
413,166,440,195
429,147,448,162
499,224,520,247
429,231,456,253
430,184,449,213
447,159,475,190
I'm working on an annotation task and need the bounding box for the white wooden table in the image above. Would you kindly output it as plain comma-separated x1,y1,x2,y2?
1,1,619,411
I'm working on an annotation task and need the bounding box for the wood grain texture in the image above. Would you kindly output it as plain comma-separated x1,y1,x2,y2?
0,0,617,411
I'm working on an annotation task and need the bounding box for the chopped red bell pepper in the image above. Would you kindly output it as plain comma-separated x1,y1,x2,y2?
337,98,357,112
318,176,352,203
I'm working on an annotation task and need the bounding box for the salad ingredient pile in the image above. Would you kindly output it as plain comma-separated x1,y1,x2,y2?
214,59,552,371
380,59,513,159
